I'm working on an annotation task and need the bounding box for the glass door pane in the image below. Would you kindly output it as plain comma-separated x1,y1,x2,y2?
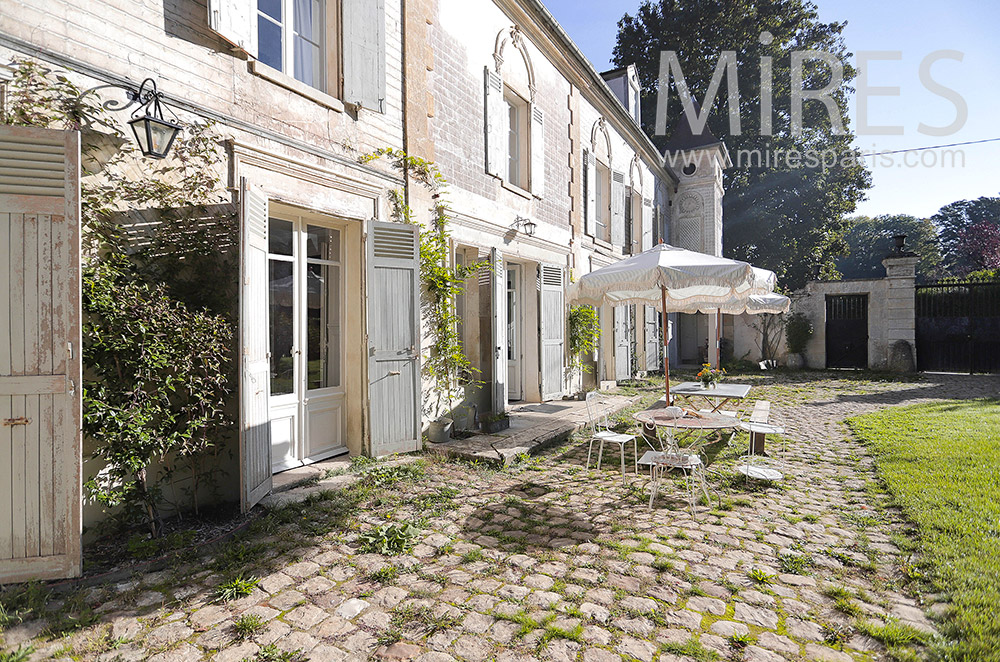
268,259,295,395
306,262,340,390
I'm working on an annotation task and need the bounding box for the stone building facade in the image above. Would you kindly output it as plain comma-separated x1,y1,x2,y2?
0,0,728,521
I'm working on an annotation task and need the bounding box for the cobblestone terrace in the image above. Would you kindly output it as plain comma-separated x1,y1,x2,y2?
2,373,996,662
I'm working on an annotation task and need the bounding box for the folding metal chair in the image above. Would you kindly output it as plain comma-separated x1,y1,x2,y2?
585,392,638,486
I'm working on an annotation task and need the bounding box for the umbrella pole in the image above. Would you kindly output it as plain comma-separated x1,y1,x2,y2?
661,286,670,405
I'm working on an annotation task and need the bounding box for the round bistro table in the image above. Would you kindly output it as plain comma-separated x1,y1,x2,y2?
633,407,740,455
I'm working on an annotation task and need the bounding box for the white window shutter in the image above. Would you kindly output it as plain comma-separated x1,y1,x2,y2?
641,197,653,251
538,265,565,400
530,105,544,197
239,178,272,511
207,0,257,57
343,0,386,111
490,247,506,412
611,170,626,247
484,67,505,178
584,149,595,237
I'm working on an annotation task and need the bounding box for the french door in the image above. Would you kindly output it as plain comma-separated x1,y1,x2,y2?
506,265,522,401
267,212,347,473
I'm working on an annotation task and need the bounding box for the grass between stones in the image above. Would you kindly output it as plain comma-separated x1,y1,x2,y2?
849,399,1000,661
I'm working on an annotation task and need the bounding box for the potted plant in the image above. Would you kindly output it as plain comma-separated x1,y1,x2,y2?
481,411,510,434
784,312,813,369
696,363,725,388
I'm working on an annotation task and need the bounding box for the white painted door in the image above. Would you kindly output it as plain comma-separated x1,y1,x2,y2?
266,213,347,472
506,265,522,401
614,304,633,381
0,126,82,582
367,221,421,456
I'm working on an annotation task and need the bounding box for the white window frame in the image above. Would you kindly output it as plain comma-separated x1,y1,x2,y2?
595,160,611,243
504,87,529,191
257,0,327,92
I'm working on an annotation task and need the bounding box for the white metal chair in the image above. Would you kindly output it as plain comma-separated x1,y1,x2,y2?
585,392,638,486
648,452,711,517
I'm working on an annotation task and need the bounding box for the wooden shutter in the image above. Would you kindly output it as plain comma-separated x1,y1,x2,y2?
489,247,506,414
207,0,257,56
611,170,625,248
584,150,595,237
239,179,271,512
484,67,505,178
644,307,660,371
641,197,653,251
613,304,630,381
343,0,386,112
539,265,565,401
0,126,82,582
530,105,544,197
367,221,421,455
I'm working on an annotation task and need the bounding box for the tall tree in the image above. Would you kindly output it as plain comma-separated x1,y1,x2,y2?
931,196,1000,274
836,214,944,282
613,0,871,289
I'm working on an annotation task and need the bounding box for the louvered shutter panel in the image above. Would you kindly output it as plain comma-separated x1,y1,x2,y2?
613,305,631,381
539,265,565,400
610,171,626,248
239,179,271,511
641,197,653,251
207,0,257,56
530,105,544,197
367,222,421,455
0,126,82,582
584,149,595,237
484,67,505,177
644,306,660,371
490,247,506,413
343,0,386,111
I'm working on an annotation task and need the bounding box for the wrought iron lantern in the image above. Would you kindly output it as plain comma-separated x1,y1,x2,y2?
126,79,182,159
512,216,537,237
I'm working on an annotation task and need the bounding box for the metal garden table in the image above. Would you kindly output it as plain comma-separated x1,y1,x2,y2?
669,381,752,414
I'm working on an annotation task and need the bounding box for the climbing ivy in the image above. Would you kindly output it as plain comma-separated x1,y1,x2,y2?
360,148,484,413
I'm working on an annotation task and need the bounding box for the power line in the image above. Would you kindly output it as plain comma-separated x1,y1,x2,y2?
859,137,1000,158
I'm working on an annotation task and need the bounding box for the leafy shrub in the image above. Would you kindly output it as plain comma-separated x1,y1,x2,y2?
568,305,601,374
359,522,421,555
784,312,814,354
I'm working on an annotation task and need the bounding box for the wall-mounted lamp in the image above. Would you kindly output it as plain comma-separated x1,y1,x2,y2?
512,216,537,237
81,77,183,159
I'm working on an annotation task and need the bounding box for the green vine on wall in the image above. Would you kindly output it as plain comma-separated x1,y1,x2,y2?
7,60,236,537
360,148,484,412
568,305,601,375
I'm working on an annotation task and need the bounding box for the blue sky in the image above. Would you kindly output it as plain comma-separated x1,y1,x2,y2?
544,0,1000,219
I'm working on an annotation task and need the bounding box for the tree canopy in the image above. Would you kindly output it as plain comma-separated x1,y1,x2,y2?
836,214,944,282
931,196,1000,274
613,0,872,289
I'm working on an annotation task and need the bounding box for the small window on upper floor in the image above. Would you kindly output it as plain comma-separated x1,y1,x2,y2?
209,0,386,111
595,161,611,243
257,0,327,91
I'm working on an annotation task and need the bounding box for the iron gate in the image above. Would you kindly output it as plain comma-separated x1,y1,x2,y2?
916,278,1000,374
826,294,868,369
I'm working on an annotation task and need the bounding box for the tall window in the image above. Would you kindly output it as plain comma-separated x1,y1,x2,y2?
257,0,325,91
505,89,528,189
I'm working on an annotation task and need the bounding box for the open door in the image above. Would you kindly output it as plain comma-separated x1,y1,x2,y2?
614,304,632,381
644,307,660,371
0,126,82,582
490,247,506,414
239,179,272,511
367,221,421,455
539,264,565,400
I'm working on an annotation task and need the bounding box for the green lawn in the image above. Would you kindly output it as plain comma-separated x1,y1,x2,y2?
849,399,1000,661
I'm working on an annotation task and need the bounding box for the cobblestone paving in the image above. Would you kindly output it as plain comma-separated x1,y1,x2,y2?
4,373,997,662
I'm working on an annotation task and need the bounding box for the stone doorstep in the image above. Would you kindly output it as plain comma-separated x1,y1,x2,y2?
426,395,641,467
261,456,423,509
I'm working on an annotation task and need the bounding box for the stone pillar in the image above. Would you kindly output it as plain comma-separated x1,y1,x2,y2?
881,255,919,372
